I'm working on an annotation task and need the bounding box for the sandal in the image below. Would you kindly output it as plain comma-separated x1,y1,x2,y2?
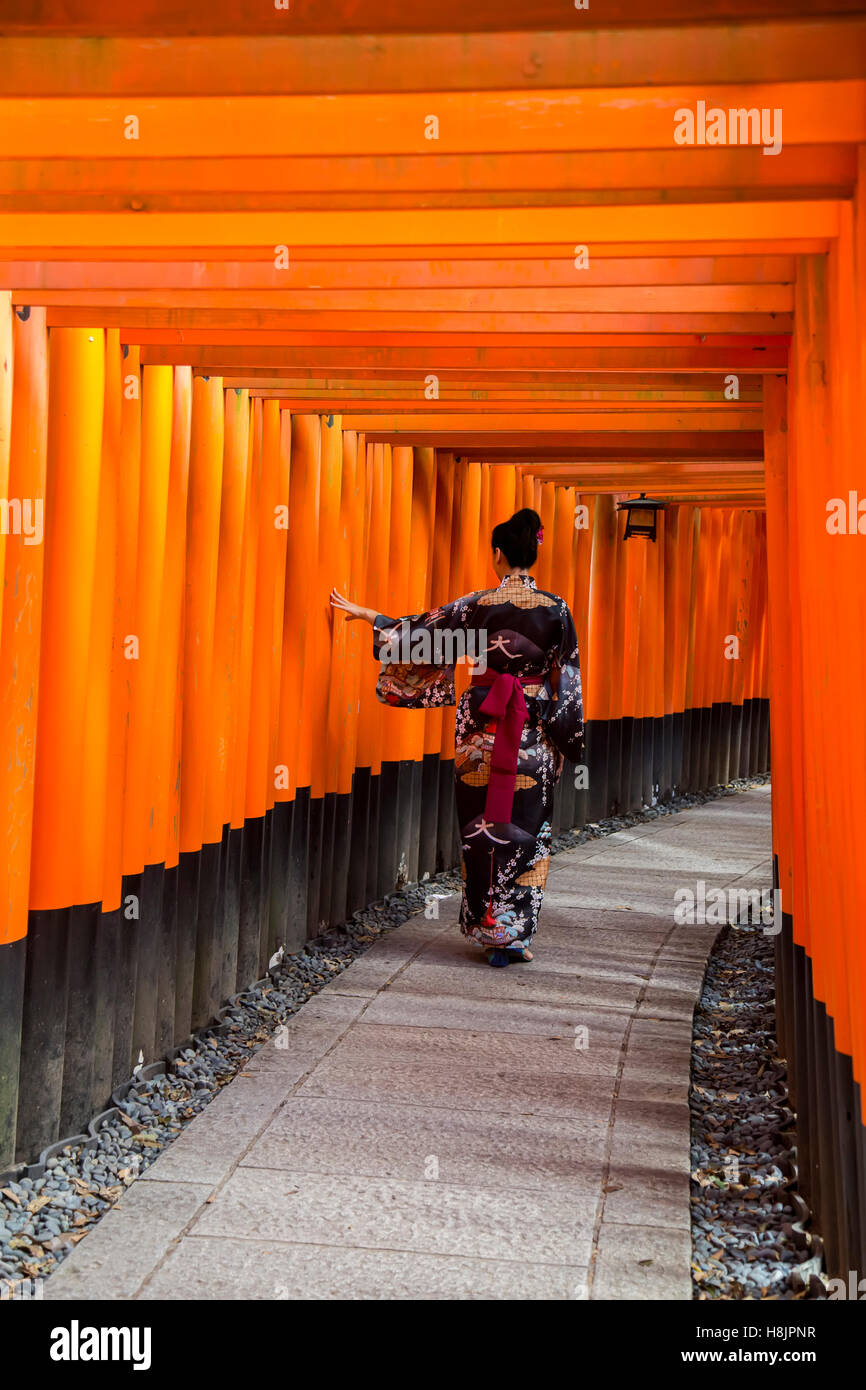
486,948,510,968
486,946,533,966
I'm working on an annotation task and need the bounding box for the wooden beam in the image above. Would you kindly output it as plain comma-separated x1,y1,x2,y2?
238,382,764,401
0,147,853,203
21,286,794,312
4,84,863,158
44,308,795,334
211,369,766,389
2,22,864,94
0,239,831,261
278,408,762,429
1,2,861,37
341,413,761,432
0,203,840,251
139,345,788,371
123,330,786,346
343,431,765,455
0,255,800,291
526,462,763,477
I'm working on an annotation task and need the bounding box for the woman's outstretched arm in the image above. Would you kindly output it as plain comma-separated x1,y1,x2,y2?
334,586,478,710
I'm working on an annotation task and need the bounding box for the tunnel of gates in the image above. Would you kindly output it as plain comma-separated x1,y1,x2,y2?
0,2,865,1285
0,361,771,1159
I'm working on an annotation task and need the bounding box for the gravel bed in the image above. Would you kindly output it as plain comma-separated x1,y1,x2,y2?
1,772,771,1297
689,916,819,1299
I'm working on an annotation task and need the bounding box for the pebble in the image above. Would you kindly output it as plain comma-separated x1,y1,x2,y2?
689,902,816,1301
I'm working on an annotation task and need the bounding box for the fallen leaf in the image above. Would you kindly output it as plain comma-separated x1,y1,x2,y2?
1,1188,22,1206
26,1194,52,1215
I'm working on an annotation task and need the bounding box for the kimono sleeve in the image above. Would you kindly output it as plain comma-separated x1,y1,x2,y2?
541,602,585,765
371,594,476,710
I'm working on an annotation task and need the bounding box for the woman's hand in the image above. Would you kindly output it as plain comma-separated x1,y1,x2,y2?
330,588,377,625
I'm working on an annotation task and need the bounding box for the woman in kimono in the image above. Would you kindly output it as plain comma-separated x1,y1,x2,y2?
331,508,584,967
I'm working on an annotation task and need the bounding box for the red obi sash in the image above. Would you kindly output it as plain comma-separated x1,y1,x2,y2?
469,671,545,824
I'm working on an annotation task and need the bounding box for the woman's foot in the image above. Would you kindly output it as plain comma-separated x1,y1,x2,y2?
486,948,510,968
486,945,533,965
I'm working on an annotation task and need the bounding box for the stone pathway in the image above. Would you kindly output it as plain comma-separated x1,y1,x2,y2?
45,787,771,1301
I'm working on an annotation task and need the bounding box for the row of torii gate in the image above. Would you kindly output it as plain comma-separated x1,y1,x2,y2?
0,3,865,1278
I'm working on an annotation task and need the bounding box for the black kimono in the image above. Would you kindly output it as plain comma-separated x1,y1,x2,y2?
373,572,584,954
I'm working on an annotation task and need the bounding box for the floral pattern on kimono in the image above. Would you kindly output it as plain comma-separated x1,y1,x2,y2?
372,573,584,952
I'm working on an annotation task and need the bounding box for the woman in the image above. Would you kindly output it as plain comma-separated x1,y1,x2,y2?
331,507,584,967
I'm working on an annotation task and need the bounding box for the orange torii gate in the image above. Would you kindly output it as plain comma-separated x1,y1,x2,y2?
0,1,864,1285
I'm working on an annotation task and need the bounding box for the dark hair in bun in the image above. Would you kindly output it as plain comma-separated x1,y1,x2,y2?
491,507,542,569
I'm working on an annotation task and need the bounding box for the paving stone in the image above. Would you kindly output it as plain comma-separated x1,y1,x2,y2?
599,1167,692,1231
584,838,767,875
361,990,632,1040
191,1168,596,1267
43,1181,213,1302
298,1046,617,1117
243,1018,362,1077
243,1095,609,1187
609,1097,691,1175
138,1235,588,1301
591,1221,693,1300
384,960,645,1010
